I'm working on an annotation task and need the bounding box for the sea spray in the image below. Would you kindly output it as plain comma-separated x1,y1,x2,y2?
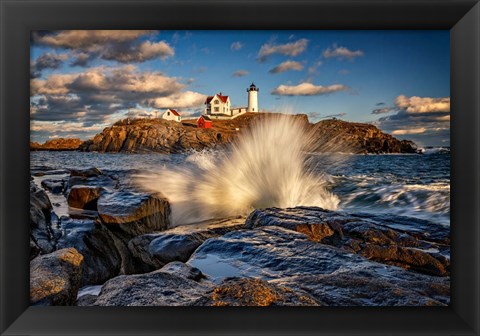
136,115,340,226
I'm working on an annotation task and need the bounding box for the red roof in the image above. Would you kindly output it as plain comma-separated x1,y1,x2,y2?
205,93,229,104
168,109,180,116
198,115,212,121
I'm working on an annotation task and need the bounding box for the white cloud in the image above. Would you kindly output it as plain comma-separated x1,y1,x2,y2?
31,65,184,96
371,107,394,114
147,91,207,109
230,41,243,51
269,60,304,74
35,30,154,49
395,95,450,113
323,44,364,60
232,70,249,77
257,39,308,61
30,120,108,133
271,82,348,96
391,128,426,135
34,30,174,65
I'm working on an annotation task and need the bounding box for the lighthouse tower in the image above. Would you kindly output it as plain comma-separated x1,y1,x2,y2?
247,83,259,112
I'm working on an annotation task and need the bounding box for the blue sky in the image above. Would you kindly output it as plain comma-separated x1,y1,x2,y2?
30,30,450,146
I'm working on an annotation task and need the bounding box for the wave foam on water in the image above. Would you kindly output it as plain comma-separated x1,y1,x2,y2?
136,115,340,226
340,181,450,225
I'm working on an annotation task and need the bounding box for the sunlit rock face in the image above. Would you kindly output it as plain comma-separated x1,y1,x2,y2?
245,207,450,276
91,271,209,306
193,277,321,306
30,248,84,306
97,191,171,236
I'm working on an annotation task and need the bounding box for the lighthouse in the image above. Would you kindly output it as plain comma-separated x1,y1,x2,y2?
247,83,259,112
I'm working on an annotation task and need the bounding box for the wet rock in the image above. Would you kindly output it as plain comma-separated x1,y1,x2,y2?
70,167,103,178
30,248,84,306
41,178,65,194
67,186,104,210
66,170,118,193
128,232,208,269
194,277,320,306
160,262,204,281
30,181,54,254
98,191,171,237
56,218,123,286
245,207,450,276
189,226,375,280
272,268,449,306
359,243,448,276
92,271,209,306
76,294,98,306
30,238,41,260
353,212,450,244
128,216,244,269
188,226,449,306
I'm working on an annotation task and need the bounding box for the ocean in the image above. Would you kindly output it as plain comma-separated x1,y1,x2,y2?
30,148,450,226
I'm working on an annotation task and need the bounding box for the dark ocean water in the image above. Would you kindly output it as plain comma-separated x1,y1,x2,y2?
30,149,450,226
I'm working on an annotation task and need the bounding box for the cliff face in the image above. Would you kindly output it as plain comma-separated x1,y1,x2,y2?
310,119,417,154
31,138,84,151
79,118,236,154
77,113,416,154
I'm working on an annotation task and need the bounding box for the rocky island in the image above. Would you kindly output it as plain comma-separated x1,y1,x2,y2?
30,113,418,154
30,138,84,151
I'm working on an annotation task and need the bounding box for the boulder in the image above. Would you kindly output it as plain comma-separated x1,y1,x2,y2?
41,178,65,194
92,271,209,306
160,261,204,281
76,294,98,306
128,232,208,270
67,186,104,210
66,168,118,193
30,182,54,254
30,237,41,260
245,207,450,276
194,277,320,306
272,269,449,306
127,216,244,270
56,218,123,286
188,226,449,306
70,167,103,178
98,191,171,237
30,248,84,306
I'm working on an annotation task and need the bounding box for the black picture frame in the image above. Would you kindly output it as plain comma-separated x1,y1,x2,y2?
1,0,479,335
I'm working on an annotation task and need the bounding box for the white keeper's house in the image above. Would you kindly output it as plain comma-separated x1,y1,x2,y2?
204,83,259,119
162,109,182,122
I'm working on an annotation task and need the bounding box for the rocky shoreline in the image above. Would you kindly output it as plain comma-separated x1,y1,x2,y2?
30,167,449,306
30,138,84,151
30,114,418,154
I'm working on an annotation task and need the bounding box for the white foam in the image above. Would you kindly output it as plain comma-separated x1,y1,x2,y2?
136,115,340,226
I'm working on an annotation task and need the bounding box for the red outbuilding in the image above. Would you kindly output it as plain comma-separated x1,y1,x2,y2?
197,115,213,128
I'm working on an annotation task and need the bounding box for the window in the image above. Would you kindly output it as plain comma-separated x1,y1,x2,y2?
214,107,219,112
214,100,219,104
167,112,170,115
